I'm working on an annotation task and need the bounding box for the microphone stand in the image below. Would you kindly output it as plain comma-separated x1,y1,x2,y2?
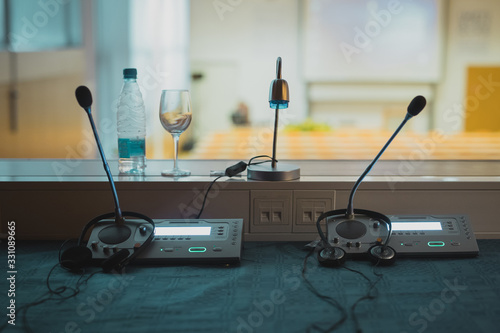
271,105,279,169
76,85,131,245
84,106,124,225
247,57,300,181
346,113,413,219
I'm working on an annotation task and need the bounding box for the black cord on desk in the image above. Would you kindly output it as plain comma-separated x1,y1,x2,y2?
196,175,223,219
302,248,348,333
0,262,100,333
195,155,277,219
301,247,385,333
342,265,383,333
0,240,102,333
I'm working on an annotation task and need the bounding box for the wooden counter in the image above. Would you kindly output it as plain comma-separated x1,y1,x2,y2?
1,159,500,240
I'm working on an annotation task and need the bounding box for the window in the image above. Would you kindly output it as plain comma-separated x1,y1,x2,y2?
2,0,500,163
0,0,85,158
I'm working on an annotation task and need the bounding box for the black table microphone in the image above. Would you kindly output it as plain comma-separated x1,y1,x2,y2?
316,95,427,266
346,95,426,219
75,86,129,243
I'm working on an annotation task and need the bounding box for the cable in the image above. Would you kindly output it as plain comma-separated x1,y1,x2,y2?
248,154,277,166
302,248,348,333
196,175,222,219
342,265,383,333
301,244,385,333
196,156,277,219
0,261,101,333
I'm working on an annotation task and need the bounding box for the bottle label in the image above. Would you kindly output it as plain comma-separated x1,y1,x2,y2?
118,138,145,158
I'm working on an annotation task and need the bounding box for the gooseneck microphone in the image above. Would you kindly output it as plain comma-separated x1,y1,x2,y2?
346,95,426,218
316,95,426,267
57,86,156,273
75,86,125,228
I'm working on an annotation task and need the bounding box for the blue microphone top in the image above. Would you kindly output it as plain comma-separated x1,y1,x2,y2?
270,100,289,109
269,57,289,109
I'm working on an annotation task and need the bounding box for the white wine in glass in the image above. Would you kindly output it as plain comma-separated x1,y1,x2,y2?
159,90,192,176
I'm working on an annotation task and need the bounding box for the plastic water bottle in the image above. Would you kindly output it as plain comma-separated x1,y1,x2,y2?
117,68,146,174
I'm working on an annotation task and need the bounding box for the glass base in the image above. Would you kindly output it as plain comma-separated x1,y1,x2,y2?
161,169,191,177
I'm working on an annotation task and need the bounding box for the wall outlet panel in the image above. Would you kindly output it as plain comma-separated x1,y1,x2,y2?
293,190,335,232
251,190,292,233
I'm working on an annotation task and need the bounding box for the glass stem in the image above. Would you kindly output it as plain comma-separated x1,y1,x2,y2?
172,133,180,170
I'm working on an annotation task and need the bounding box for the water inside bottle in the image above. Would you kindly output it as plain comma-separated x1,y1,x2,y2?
118,138,146,174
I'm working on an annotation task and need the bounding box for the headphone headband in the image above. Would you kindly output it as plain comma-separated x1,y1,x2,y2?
69,211,155,272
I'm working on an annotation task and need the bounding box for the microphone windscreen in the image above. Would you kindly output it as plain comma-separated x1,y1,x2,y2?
75,85,93,109
407,95,426,117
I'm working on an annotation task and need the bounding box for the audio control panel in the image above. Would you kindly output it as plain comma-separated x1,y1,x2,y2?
387,215,478,257
326,215,478,258
87,219,243,264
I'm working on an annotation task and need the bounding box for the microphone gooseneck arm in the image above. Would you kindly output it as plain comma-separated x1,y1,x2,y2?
272,106,279,168
346,113,413,218
85,107,124,225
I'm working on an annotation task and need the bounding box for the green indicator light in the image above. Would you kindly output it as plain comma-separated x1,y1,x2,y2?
428,241,445,247
189,247,207,253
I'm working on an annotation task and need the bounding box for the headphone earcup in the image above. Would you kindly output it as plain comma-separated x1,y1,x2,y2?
318,247,346,267
60,246,92,272
368,245,396,266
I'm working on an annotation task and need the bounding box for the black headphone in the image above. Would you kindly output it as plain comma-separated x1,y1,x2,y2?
316,208,396,267
60,211,155,273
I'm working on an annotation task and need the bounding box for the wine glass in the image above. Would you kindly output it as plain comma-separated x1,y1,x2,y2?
159,90,193,177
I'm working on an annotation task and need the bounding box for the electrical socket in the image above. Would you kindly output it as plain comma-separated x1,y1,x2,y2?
293,190,334,232
251,190,292,233
256,202,284,224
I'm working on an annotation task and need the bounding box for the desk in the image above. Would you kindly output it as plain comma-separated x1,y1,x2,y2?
2,160,500,240
2,240,499,333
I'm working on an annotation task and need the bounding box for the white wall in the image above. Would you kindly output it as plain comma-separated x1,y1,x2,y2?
130,0,190,158
190,0,307,133
94,0,191,159
94,0,132,158
90,0,500,160
434,0,500,133
190,0,500,135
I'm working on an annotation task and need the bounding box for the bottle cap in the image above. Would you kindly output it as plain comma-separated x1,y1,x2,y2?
123,68,137,79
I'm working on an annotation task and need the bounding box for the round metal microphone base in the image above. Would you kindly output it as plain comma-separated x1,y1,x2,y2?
247,163,300,181
336,219,368,239
98,225,131,245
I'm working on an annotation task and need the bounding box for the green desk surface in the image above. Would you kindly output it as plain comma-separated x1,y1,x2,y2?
1,240,499,333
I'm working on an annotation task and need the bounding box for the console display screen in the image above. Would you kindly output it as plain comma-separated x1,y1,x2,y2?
391,222,442,231
155,226,212,236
